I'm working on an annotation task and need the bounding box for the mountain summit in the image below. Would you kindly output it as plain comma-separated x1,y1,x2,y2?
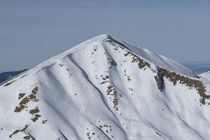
0,34,210,140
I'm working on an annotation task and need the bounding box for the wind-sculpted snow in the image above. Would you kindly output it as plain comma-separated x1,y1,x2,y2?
0,34,210,140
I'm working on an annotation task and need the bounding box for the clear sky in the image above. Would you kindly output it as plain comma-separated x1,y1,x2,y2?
0,0,210,72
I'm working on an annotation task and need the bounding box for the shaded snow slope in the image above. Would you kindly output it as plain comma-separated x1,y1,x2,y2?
0,34,210,140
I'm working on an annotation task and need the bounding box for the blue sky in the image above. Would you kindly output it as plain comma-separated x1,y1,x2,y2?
0,0,210,72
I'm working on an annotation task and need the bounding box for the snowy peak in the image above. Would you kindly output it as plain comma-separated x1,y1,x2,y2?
31,34,197,79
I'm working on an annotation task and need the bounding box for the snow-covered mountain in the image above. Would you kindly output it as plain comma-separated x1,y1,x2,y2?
0,34,210,140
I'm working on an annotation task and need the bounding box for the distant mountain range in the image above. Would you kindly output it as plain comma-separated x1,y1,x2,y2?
0,69,28,83
185,64,210,74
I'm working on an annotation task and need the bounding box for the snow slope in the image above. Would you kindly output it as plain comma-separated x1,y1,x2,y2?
199,71,210,93
200,71,210,81
0,34,210,140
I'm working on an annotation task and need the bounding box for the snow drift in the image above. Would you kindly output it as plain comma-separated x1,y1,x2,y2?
0,34,210,140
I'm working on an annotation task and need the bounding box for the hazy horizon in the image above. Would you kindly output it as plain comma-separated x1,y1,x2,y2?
0,0,210,72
